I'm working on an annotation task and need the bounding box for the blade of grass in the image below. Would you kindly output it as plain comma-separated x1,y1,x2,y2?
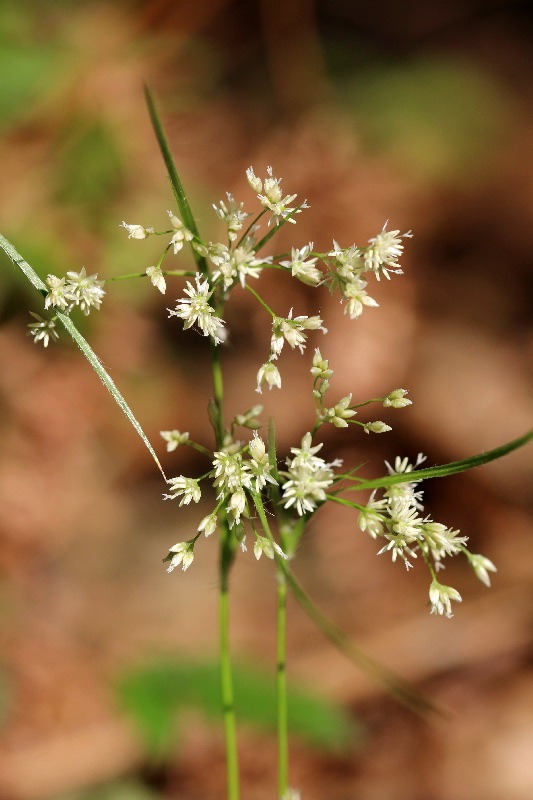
143,86,207,276
251,493,438,716
0,234,167,482
353,430,532,491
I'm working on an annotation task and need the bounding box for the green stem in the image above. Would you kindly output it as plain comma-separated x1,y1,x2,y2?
210,341,225,446
253,494,290,796
245,284,277,318
106,269,196,282
276,558,288,798
209,304,240,800
219,535,239,800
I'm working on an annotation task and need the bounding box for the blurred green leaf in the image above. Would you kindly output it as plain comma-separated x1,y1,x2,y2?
115,658,358,759
57,778,159,800
0,44,58,130
338,57,508,179
57,121,124,225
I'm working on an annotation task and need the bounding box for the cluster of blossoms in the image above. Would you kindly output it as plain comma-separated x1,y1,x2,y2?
25,160,497,622
27,268,105,346
357,454,496,616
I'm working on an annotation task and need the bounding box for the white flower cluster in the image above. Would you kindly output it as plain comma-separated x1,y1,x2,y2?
281,433,337,516
280,243,321,286
44,268,105,316
270,311,327,359
168,274,226,344
211,434,276,527
327,224,411,320
246,166,308,225
213,193,248,242
206,238,266,289
357,454,497,617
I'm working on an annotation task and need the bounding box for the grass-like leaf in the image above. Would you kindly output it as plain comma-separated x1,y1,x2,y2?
354,429,532,491
251,494,437,716
115,658,358,759
143,86,207,276
0,234,167,482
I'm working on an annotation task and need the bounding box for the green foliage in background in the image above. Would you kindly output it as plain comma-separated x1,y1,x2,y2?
56,120,125,226
115,658,359,759
57,779,159,800
335,56,507,179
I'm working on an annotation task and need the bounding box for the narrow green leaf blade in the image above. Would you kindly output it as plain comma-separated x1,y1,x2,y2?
251,494,437,716
354,430,533,491
0,234,167,482
143,86,207,276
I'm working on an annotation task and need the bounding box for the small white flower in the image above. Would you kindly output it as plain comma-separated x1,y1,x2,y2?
227,488,247,527
364,421,392,434
146,265,166,294
421,522,468,560
45,275,71,311
281,790,301,800
342,278,379,319
328,240,364,281
280,243,322,286
247,165,307,225
253,535,287,561
168,274,226,344
256,361,282,393
160,430,189,452
213,193,249,241
27,313,59,347
246,167,263,194
271,311,326,358
358,494,387,538
198,512,218,538
310,348,333,379
248,433,277,492
121,221,154,239
429,580,462,618
212,451,251,495
383,388,412,408
323,394,357,428
166,541,195,572
168,210,194,254
165,476,201,505
65,268,106,315
470,553,497,587
208,240,266,288
364,223,411,280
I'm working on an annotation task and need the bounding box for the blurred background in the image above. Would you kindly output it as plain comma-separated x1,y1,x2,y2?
0,1,532,798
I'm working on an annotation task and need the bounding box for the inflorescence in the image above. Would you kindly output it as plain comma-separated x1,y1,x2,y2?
29,164,496,617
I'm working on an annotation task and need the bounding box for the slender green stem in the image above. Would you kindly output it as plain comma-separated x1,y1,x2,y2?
219,543,239,800
210,342,225,446
245,284,277,318
253,495,290,796
106,269,196,282
236,209,267,246
276,562,288,798
209,304,240,800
